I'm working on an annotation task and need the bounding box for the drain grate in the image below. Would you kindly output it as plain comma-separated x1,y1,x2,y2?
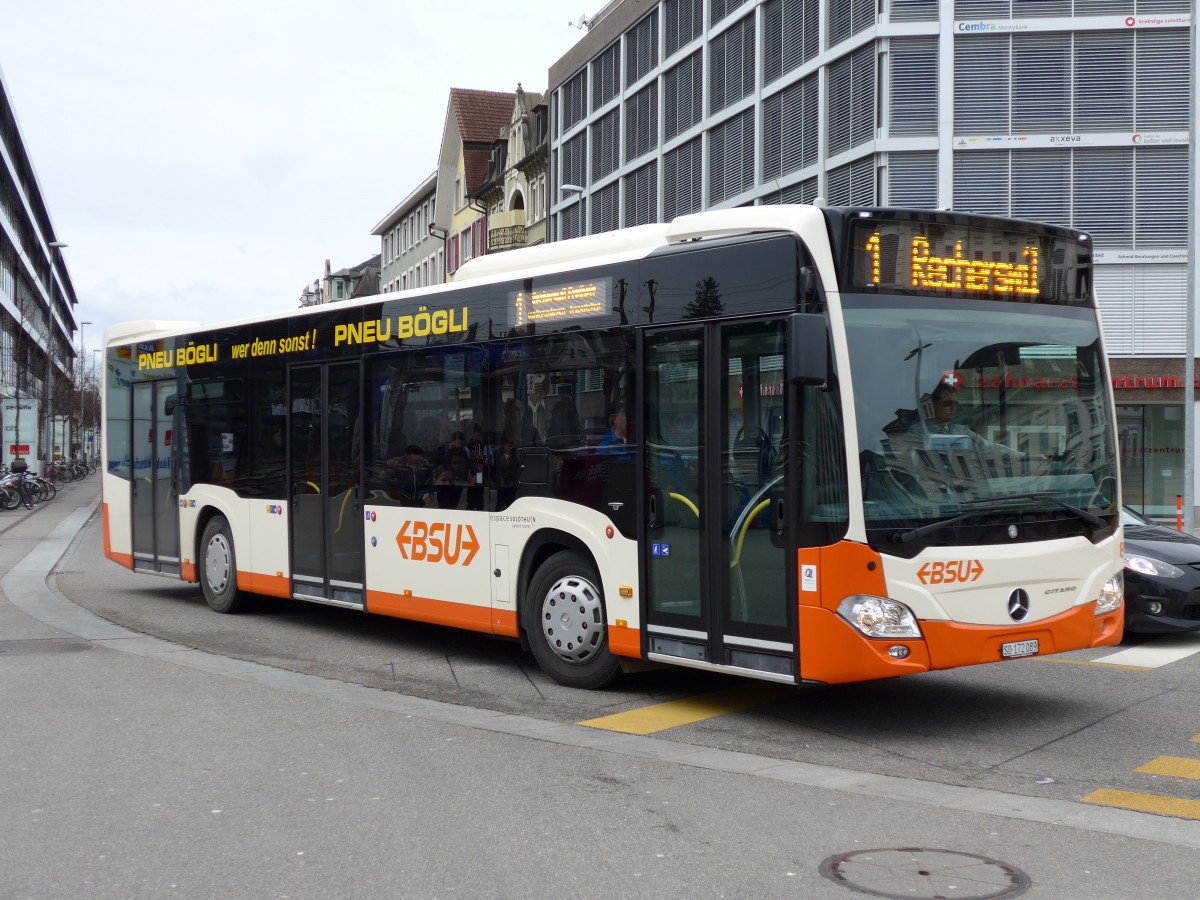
819,848,1030,899
0,639,93,656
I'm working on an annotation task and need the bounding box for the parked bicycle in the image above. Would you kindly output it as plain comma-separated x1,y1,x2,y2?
0,462,38,511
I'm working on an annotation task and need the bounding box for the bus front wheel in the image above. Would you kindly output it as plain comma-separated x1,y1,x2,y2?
200,516,248,614
524,551,621,689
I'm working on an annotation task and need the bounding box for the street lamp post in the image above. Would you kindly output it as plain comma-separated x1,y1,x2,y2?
91,347,101,462
77,320,92,460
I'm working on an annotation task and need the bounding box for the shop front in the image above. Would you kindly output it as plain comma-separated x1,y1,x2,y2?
1110,358,1198,521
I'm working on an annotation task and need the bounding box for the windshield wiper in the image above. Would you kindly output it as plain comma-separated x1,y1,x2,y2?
965,492,1106,528
892,511,982,545
891,492,1107,545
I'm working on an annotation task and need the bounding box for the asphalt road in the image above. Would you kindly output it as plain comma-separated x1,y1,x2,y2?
4,481,1200,898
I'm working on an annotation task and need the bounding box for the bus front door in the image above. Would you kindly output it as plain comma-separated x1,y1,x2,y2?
642,318,796,682
131,379,181,576
289,362,364,609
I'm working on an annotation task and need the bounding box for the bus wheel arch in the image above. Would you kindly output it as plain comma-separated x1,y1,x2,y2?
519,532,621,689
198,513,249,614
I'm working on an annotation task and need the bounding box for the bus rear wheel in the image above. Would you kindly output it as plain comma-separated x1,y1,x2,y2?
524,551,621,689
200,516,248,614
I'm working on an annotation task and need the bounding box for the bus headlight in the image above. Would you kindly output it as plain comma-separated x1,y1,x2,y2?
1095,571,1124,616
838,595,922,639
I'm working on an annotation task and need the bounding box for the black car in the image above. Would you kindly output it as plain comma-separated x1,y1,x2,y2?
1121,507,1200,634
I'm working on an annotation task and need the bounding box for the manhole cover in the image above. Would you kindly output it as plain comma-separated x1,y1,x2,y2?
0,639,93,656
819,848,1030,899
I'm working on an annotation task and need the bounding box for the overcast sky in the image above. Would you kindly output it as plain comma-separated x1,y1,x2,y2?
1,0,591,350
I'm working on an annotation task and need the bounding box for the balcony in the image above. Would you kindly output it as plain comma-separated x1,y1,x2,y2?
488,210,528,253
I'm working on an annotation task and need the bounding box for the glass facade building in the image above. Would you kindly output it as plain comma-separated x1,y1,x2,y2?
547,0,1194,517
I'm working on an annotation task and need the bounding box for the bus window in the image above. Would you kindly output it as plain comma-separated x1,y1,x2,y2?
180,380,247,493
365,346,490,510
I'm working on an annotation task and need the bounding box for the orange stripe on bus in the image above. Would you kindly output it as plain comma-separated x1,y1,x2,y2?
607,623,641,659
101,505,134,570
797,541,916,683
798,606,930,683
800,541,887,610
921,605,1121,669
244,571,290,599
366,589,508,636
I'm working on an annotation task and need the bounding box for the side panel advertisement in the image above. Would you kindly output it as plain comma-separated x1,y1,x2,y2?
2,398,40,463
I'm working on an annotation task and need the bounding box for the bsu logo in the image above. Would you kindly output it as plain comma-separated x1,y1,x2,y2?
395,520,480,566
917,559,984,585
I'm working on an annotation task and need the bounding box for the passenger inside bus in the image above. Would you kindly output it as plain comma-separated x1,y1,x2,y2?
596,402,628,455
384,445,431,506
496,437,519,508
546,396,583,449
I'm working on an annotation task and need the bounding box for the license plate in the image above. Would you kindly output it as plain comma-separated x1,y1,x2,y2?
1002,639,1039,659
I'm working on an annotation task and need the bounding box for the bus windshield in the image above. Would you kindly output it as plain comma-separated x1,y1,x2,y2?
844,296,1117,552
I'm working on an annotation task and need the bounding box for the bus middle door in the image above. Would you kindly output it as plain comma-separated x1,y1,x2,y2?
289,362,364,608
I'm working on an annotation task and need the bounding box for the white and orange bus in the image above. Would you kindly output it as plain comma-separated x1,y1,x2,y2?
101,206,1124,688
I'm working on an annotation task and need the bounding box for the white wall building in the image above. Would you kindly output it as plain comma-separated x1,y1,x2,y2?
372,172,443,293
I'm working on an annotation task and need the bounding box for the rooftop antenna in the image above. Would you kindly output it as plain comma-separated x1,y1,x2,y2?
569,13,592,29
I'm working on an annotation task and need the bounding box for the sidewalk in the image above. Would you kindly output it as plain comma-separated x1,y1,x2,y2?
0,475,101,645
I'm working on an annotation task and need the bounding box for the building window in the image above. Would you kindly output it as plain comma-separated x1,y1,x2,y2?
829,0,876,47
559,199,586,240
889,37,938,136
885,152,937,208
664,51,704,141
709,109,756,205
664,137,703,220
763,71,819,180
626,11,659,86
664,0,702,58
561,132,587,192
562,69,588,132
763,0,820,84
591,182,620,234
709,13,755,115
827,44,876,156
624,162,658,226
592,42,620,109
625,82,658,163
889,0,939,22
591,109,621,181
827,156,876,206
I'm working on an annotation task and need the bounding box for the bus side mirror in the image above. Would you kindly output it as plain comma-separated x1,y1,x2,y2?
786,313,828,385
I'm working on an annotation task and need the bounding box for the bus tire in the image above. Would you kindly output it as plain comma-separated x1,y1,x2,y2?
524,551,621,689
199,516,248,614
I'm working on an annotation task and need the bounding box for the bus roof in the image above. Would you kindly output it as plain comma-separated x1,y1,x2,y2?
456,204,833,283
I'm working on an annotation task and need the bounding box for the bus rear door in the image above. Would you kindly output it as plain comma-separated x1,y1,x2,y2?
289,362,364,608
642,318,797,682
130,378,181,576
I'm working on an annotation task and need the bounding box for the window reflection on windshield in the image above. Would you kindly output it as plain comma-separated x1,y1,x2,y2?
845,299,1117,543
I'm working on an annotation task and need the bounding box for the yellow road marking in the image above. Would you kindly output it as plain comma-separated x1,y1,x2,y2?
1135,756,1200,780
578,684,794,735
1082,788,1200,820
